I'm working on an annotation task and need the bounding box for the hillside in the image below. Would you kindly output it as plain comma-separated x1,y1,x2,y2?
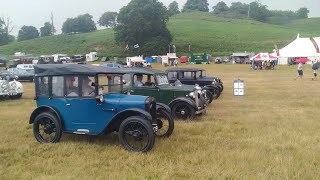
283,17,320,32
0,12,319,58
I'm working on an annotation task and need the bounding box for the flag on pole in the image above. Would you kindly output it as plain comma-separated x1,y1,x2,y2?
134,44,139,49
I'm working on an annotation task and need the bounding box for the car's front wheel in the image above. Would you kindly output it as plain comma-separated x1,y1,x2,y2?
204,90,213,104
33,112,62,143
171,102,196,120
119,116,155,152
155,109,174,138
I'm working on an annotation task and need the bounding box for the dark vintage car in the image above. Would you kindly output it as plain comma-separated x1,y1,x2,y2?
119,68,208,120
166,68,223,100
29,64,174,152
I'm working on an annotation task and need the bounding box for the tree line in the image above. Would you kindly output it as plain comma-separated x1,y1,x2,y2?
0,0,310,55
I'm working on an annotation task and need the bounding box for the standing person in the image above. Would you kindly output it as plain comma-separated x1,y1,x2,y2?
312,68,318,80
294,62,303,80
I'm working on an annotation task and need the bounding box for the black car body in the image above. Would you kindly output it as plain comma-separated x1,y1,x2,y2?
166,68,223,99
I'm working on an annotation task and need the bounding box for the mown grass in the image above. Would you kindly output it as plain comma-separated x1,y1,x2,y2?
1,63,320,179
1,12,319,59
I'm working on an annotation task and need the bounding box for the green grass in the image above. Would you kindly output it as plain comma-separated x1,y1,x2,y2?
1,63,320,179
0,12,319,59
284,17,320,32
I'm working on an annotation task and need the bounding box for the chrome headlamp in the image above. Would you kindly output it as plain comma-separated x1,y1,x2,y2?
188,92,195,98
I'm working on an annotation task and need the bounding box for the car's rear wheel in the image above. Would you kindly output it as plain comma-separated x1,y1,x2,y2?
172,102,196,120
33,112,62,143
119,116,155,152
155,109,174,138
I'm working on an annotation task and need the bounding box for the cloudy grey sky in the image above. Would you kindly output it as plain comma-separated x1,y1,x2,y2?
0,0,319,36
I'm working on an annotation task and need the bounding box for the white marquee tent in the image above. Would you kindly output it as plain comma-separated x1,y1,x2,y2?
271,34,320,65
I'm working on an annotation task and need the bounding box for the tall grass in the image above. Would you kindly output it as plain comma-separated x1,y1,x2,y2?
1,63,319,179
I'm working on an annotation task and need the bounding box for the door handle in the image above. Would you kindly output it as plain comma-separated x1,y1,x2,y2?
66,104,71,106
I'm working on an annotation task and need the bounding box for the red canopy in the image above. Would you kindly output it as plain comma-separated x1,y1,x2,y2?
294,57,311,63
250,53,278,61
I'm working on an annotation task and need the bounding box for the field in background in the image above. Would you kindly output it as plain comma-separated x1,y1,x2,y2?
1,63,319,179
1,12,320,58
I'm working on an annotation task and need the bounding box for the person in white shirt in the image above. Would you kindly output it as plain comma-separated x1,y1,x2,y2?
294,62,303,80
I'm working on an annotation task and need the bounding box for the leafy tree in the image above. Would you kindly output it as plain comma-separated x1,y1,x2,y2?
115,0,172,55
295,7,309,19
230,2,249,16
182,0,209,12
98,12,118,27
17,25,39,41
62,13,96,34
168,1,180,16
0,17,14,45
213,1,229,14
248,1,270,22
40,22,55,37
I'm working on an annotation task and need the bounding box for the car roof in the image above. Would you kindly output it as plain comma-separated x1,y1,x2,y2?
165,68,204,72
119,68,166,75
34,64,124,76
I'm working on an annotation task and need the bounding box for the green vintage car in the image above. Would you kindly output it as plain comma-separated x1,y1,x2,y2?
120,68,207,120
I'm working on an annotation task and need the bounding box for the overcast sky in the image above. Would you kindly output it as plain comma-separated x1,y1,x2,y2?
0,0,319,36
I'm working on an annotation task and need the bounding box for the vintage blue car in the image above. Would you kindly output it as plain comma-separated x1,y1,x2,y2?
29,64,174,152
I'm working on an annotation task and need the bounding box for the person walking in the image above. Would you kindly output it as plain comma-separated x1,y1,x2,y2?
294,62,303,80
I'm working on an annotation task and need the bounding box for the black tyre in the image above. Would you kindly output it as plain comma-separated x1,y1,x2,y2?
155,109,174,138
204,90,214,104
219,84,224,92
33,112,62,143
119,116,155,152
211,87,221,99
171,102,196,120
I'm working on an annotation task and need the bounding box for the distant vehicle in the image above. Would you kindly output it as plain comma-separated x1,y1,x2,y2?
126,56,151,68
215,57,222,64
86,52,99,62
101,62,124,69
6,67,34,82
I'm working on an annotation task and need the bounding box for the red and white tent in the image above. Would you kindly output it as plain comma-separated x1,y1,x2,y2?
250,53,278,61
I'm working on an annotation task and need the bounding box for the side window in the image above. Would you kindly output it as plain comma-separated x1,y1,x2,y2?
107,63,113,67
36,76,49,97
134,74,155,87
123,73,131,87
182,72,194,79
81,76,95,97
65,76,79,97
167,72,177,79
52,76,64,97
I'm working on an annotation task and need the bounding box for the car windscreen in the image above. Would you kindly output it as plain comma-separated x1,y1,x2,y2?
97,74,123,94
156,74,169,85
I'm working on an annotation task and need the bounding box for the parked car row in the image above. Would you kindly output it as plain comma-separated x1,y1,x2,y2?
29,64,223,153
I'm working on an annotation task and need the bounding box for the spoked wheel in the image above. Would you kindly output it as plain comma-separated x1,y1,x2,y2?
33,112,62,143
119,116,155,152
172,102,195,120
211,87,221,99
204,90,213,104
155,109,174,138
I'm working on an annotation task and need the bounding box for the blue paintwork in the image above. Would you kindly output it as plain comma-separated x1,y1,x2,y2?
36,93,148,133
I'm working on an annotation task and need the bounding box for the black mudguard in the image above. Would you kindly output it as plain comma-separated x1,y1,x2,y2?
29,105,63,125
168,96,197,110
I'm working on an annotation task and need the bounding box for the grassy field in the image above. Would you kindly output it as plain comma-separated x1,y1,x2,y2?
1,12,320,59
1,63,320,179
